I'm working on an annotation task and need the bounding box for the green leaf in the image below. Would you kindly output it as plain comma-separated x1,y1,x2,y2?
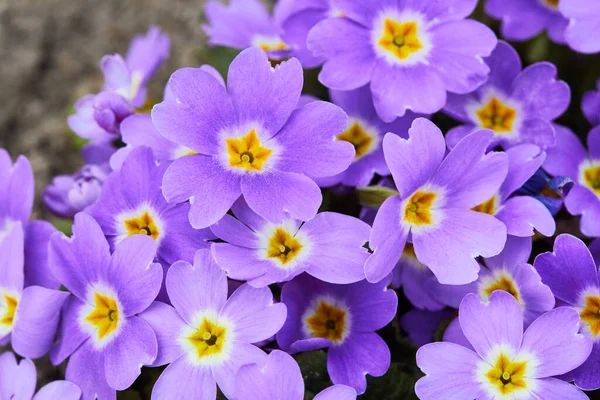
357,186,399,209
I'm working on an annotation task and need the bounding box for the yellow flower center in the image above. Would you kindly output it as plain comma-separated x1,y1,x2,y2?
85,292,121,341
226,129,273,171
404,191,437,225
481,275,521,303
583,165,600,196
379,19,423,61
186,317,228,360
266,227,303,266
580,296,600,337
336,122,375,160
543,0,559,8
472,196,497,215
476,98,517,133
0,294,18,327
305,301,347,344
124,211,160,240
485,353,528,395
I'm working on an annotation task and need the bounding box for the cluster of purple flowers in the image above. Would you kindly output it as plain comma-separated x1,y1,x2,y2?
3,0,600,399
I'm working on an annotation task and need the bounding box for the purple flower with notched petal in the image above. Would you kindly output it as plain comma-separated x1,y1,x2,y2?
152,47,354,228
277,274,397,394
583,79,600,126
399,308,456,347
416,291,592,399
102,26,170,108
68,91,134,144
317,86,419,187
235,350,357,400
560,0,600,54
203,0,292,60
306,0,496,121
485,0,568,44
86,147,214,271
534,234,600,390
43,164,110,219
365,118,508,285
516,168,573,216
445,41,570,150
0,222,69,360
429,235,554,338
544,125,600,236
211,198,370,287
138,249,286,400
0,352,81,400
49,213,162,399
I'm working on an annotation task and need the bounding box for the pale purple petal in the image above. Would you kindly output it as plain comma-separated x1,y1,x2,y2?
212,342,267,398
66,342,115,400
33,381,82,400
138,301,186,366
152,356,216,400
495,196,556,237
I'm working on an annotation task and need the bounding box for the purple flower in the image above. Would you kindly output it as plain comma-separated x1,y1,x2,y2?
416,291,592,399
364,118,508,285
306,0,496,121
43,164,110,219
399,308,456,347
516,168,573,216
203,0,291,60
138,249,286,400
0,352,81,400
49,213,162,399
560,0,600,54
445,41,570,150
152,48,354,228
485,0,568,43
0,222,69,360
211,198,370,287
544,124,600,236
276,274,397,394
583,79,600,126
430,236,555,327
317,85,419,187
235,350,357,400
102,26,170,108
68,91,134,144
534,234,600,390
86,147,215,269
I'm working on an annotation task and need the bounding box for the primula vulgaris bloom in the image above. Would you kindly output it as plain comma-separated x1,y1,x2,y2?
485,0,567,44
544,125,600,236
152,48,353,228
235,350,357,400
365,118,508,285
534,234,600,390
139,249,286,400
560,0,600,54
0,222,69,360
399,308,455,347
306,0,496,121
0,352,81,400
445,41,569,150
583,79,600,126
317,85,419,187
204,0,292,60
211,198,370,287
49,213,162,399
416,291,592,399
277,274,397,394
516,168,573,216
87,147,214,269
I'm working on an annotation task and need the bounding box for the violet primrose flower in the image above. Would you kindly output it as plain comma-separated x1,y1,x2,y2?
306,0,497,121
560,0,600,54
211,198,370,287
235,350,357,400
583,79,600,126
49,213,162,399
139,249,286,400
364,118,508,284
0,352,81,400
416,291,592,399
277,274,397,394
445,41,570,150
152,47,354,228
